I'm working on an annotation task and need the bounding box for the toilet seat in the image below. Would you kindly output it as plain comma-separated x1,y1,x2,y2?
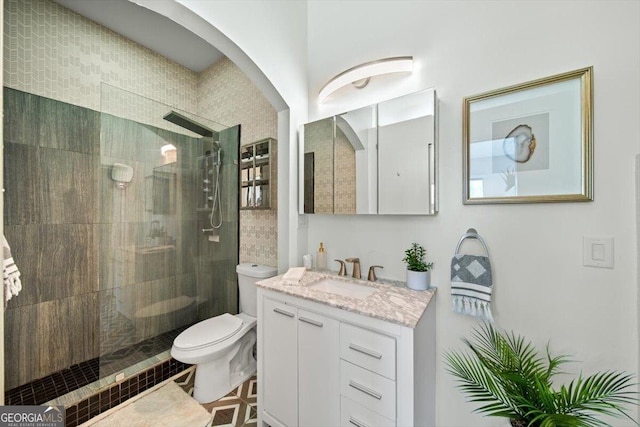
174,313,243,351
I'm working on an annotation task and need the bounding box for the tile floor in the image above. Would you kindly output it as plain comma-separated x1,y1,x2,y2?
175,369,258,427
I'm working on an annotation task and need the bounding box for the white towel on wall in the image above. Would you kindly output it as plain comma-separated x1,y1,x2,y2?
3,235,22,306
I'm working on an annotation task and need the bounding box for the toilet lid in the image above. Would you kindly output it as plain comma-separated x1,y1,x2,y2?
174,313,243,351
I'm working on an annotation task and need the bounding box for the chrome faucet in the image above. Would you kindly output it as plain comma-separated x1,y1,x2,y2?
345,258,361,279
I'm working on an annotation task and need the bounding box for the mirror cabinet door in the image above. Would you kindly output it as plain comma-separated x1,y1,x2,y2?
378,89,436,215
335,104,377,214
302,117,334,214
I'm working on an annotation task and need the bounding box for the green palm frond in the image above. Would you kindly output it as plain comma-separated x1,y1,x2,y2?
444,323,639,427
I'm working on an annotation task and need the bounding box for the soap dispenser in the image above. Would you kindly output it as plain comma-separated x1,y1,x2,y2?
317,242,327,270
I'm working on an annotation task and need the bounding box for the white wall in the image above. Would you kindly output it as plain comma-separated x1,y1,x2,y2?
306,1,640,426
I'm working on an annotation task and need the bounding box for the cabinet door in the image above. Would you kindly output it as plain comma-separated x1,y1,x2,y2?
263,298,298,427
298,309,340,427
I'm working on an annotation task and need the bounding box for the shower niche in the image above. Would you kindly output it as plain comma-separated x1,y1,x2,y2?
241,138,274,209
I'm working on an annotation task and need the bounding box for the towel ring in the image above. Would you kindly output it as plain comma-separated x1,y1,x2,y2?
455,228,489,257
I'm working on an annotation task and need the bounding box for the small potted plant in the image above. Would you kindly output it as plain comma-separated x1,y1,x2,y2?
445,323,639,427
402,242,433,290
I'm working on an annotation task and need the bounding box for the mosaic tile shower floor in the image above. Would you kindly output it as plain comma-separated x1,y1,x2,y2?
5,327,186,406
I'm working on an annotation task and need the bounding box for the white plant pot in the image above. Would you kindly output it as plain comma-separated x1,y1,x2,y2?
406,269,430,290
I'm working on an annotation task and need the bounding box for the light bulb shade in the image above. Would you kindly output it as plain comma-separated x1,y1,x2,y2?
161,143,177,156
318,56,413,103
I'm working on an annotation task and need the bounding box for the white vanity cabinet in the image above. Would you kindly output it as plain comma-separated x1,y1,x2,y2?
257,287,435,427
298,308,340,426
262,298,299,427
262,297,340,427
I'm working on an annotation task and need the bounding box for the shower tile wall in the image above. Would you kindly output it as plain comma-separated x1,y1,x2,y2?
3,88,101,390
199,58,278,267
2,87,203,389
3,0,198,117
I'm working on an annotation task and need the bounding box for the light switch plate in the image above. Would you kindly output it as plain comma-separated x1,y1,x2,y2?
583,236,614,269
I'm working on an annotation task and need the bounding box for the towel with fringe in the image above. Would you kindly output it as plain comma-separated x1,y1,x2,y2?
451,253,493,322
3,235,22,307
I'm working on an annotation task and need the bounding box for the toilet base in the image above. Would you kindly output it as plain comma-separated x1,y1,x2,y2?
192,329,257,403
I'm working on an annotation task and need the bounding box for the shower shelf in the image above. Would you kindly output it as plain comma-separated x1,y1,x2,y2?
241,138,274,210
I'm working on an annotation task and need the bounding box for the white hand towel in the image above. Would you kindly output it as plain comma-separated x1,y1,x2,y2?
282,267,306,284
3,235,22,307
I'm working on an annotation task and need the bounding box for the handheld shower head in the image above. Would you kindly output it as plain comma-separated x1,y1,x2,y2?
210,141,222,166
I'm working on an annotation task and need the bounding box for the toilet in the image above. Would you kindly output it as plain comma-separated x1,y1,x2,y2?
171,263,277,403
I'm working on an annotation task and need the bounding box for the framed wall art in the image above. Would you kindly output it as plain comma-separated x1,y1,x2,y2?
463,67,593,204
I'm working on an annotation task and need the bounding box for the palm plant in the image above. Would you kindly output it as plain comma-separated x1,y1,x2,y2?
444,323,638,427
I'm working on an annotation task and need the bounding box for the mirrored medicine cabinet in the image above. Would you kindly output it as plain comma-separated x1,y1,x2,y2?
299,88,437,215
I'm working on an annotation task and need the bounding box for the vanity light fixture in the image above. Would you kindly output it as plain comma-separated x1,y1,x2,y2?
318,56,414,103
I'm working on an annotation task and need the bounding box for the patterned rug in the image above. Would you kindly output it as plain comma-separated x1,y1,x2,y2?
176,369,257,427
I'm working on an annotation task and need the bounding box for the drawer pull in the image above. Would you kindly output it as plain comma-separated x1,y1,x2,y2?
348,343,382,360
273,308,294,318
349,380,382,400
299,316,323,327
349,416,369,427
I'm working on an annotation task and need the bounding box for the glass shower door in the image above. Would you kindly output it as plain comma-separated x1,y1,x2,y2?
98,83,239,382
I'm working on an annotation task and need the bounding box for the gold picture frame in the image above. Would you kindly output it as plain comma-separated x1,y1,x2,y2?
463,67,593,204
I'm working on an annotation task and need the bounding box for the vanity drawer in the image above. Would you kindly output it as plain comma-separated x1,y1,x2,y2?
341,396,395,427
340,323,396,380
340,360,396,420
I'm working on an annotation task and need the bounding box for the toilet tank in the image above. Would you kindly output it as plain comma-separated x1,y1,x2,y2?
236,263,277,317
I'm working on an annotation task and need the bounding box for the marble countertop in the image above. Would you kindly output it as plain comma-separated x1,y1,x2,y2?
256,270,436,328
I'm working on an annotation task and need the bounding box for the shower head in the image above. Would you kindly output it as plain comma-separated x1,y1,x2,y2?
210,141,222,166
163,110,213,138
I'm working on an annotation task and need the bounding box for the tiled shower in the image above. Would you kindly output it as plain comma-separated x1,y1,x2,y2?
3,84,240,404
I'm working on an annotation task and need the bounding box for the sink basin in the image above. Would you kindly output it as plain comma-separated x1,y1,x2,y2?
309,278,377,300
